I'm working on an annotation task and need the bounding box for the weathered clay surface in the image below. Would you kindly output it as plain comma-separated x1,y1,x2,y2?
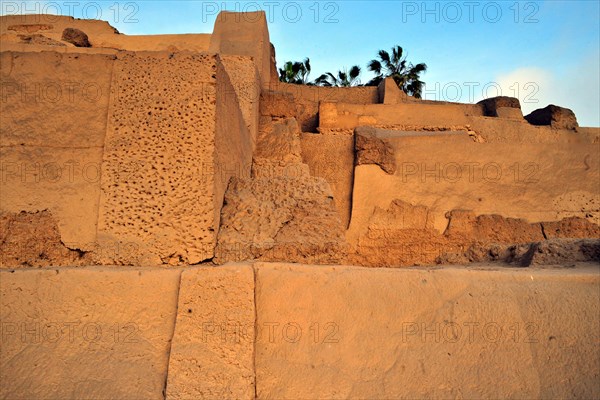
354,126,397,174
477,96,521,116
17,34,65,46
259,90,296,119
252,116,310,179
0,267,180,399
542,216,600,238
508,238,600,266
349,199,599,267
254,117,303,164
349,199,446,266
61,27,91,47
445,210,545,243
319,101,484,131
215,176,347,264
0,145,106,251
166,265,255,400
0,210,91,268
525,104,579,130
255,262,600,399
348,127,599,253
7,23,53,33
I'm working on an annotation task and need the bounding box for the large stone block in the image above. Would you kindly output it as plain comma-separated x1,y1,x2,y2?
254,262,600,399
0,51,114,147
97,52,219,265
210,11,272,88
165,264,255,400
0,51,113,251
0,267,180,399
97,52,251,265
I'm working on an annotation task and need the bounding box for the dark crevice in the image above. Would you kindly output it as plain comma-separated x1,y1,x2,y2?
540,222,548,240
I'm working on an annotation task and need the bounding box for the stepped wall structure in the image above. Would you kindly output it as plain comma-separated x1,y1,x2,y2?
1,11,598,399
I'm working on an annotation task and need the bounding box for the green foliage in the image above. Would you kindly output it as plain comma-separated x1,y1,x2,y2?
314,65,362,87
278,58,312,85
366,45,427,98
278,45,427,96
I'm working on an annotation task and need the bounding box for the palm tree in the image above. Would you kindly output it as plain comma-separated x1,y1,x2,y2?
279,58,312,84
367,45,427,98
315,65,362,87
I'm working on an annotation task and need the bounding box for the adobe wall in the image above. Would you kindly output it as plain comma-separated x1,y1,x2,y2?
0,14,212,52
92,33,212,52
345,127,599,266
0,14,119,37
319,100,484,132
298,95,598,267
317,96,600,141
1,263,598,399
349,128,599,233
300,133,354,228
262,83,379,132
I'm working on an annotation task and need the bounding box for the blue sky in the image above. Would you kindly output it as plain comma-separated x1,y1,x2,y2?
4,1,599,126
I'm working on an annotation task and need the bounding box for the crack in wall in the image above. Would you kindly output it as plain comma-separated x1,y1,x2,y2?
252,263,259,400
161,269,184,400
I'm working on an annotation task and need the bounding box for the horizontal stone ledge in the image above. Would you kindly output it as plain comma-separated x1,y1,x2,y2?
1,262,598,399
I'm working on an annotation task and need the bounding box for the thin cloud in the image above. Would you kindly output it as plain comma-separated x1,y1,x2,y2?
494,58,599,127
